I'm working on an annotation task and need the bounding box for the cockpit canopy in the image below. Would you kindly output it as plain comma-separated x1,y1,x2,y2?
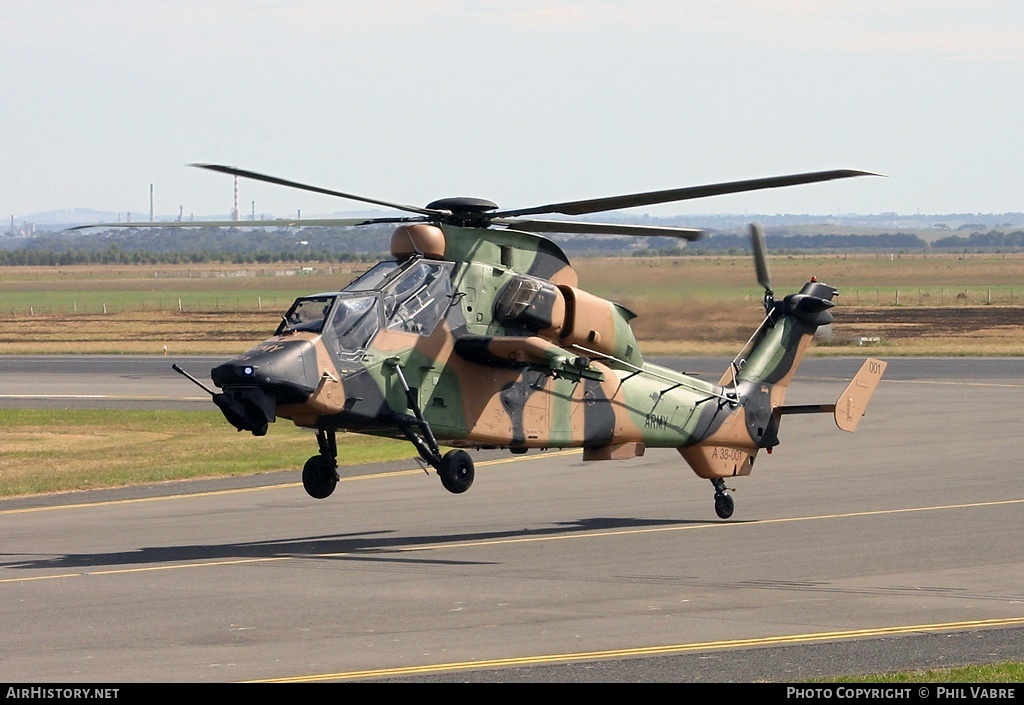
276,258,454,360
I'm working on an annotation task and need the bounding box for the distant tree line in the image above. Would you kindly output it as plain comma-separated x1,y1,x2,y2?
930,230,1024,249
0,225,392,265
652,231,928,254
0,246,382,267
631,229,1024,257
2,225,1024,266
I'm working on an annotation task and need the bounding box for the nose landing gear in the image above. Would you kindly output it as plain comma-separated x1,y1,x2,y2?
302,429,340,499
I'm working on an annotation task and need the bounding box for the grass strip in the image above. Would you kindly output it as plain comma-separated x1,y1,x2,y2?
0,409,414,497
818,661,1024,683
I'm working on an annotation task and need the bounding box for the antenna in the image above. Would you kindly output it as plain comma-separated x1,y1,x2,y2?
232,175,240,221
149,184,154,222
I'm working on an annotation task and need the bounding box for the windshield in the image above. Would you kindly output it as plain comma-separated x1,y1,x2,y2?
325,295,380,360
275,259,453,358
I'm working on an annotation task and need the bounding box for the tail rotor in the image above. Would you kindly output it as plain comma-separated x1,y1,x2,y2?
750,222,774,313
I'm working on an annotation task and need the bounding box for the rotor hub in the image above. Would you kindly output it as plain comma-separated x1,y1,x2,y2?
425,197,498,214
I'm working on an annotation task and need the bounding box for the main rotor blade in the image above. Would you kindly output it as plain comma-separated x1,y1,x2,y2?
66,216,424,231
493,218,703,240
750,222,773,293
191,164,441,217
493,169,881,218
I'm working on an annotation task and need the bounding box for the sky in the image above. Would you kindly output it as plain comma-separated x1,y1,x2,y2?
3,1,1023,222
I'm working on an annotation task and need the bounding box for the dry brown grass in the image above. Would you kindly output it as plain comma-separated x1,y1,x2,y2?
0,254,1020,355
573,253,1024,356
0,255,1019,496
0,262,368,291
0,311,275,354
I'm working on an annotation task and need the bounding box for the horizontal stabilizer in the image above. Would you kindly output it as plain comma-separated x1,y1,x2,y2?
775,358,887,432
776,403,836,416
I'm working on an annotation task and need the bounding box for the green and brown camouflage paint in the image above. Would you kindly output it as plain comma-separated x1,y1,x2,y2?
211,223,879,484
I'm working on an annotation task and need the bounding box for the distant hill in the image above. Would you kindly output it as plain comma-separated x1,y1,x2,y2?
10,208,1024,235
7,208,404,232
4,209,1024,263
3,222,1024,267
604,211,1024,235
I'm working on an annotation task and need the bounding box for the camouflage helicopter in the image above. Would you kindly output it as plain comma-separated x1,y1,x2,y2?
85,164,887,519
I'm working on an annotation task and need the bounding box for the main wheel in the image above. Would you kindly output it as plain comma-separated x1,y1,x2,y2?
714,491,735,519
302,455,338,499
438,449,475,494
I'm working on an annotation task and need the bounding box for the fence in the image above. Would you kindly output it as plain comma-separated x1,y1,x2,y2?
3,295,299,317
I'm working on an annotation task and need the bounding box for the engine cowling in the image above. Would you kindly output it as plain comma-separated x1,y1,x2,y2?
493,275,641,364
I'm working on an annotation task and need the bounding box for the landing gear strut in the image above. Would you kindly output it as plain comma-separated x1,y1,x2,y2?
389,360,475,494
302,429,339,499
711,477,734,519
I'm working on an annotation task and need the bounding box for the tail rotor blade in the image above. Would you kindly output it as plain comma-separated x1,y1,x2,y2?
750,222,772,295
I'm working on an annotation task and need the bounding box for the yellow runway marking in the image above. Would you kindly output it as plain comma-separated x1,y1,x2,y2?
2,495,1019,584
883,379,1024,388
385,498,1024,552
249,616,1024,682
0,395,208,401
3,453,1021,680
0,448,584,516
798,376,1024,389
0,483,297,515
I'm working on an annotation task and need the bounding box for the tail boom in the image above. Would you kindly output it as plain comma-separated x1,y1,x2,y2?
678,277,886,482
676,399,763,479
678,444,756,479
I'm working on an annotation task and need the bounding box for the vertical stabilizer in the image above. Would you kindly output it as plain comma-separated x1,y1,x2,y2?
683,277,841,481
729,278,838,389
834,358,887,432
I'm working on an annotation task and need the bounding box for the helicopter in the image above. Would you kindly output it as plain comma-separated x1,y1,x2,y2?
80,164,887,519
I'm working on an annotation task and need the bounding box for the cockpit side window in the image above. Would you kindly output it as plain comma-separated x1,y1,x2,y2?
276,295,336,335
383,261,453,336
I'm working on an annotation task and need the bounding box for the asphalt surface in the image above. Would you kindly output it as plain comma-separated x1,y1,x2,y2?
0,355,1022,683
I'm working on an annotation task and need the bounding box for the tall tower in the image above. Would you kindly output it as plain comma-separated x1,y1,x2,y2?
231,176,240,221
149,184,154,222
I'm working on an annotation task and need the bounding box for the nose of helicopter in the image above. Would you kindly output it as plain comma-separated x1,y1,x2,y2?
210,339,323,435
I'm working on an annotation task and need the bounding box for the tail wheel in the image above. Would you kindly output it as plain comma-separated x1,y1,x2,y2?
438,449,475,494
711,477,735,519
714,491,735,519
302,455,339,499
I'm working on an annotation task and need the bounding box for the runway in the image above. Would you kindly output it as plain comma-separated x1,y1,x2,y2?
0,354,220,410
0,356,1022,682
